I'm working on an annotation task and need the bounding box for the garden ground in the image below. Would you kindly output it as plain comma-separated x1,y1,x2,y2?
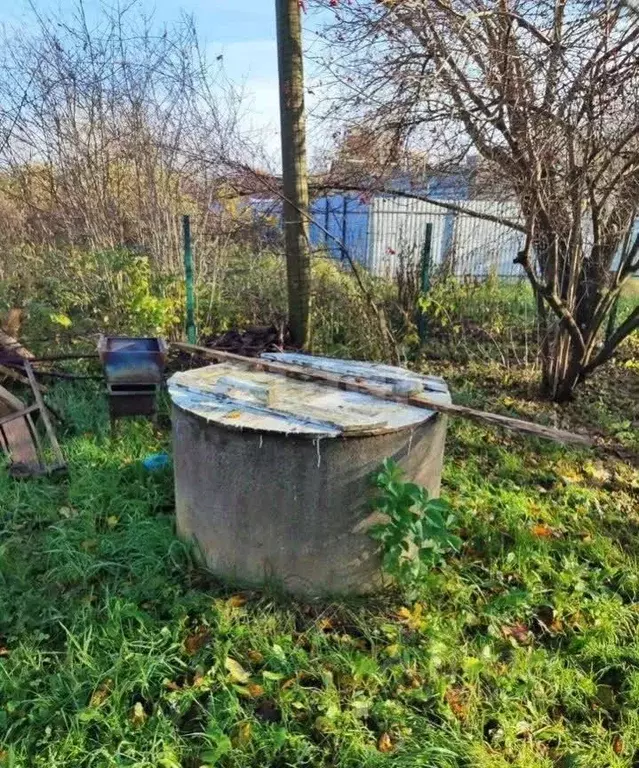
1,352,638,768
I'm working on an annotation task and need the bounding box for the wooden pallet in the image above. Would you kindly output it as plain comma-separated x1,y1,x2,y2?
0,361,66,477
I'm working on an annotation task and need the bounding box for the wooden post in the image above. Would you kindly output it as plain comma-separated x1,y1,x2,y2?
182,215,197,345
418,223,433,343
275,0,311,347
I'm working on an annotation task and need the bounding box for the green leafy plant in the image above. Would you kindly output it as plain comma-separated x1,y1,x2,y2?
369,458,462,585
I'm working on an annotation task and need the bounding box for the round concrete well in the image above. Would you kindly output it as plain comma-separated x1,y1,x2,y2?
169,353,450,595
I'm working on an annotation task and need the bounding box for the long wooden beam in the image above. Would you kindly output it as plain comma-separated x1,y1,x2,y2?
171,342,593,448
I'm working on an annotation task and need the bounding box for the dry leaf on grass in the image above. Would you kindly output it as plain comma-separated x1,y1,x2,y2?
234,721,252,747
502,623,532,645
227,594,247,608
184,628,210,655
377,732,394,753
531,524,554,538
316,617,335,631
130,702,146,728
89,680,112,707
396,603,425,630
225,656,250,684
445,687,468,719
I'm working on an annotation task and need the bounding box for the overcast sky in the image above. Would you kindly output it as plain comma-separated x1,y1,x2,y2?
0,0,330,165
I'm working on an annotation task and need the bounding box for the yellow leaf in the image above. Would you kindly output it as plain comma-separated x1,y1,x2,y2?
106,515,119,528
235,721,252,747
130,701,147,728
378,732,394,753
316,617,334,632
227,594,247,608
396,603,425,630
225,410,242,419
225,656,250,683
384,644,401,658
89,680,112,707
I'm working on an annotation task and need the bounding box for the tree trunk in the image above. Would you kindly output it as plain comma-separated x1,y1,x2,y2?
540,326,583,402
275,0,311,348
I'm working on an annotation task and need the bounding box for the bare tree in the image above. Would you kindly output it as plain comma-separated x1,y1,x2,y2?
314,0,639,400
0,0,243,271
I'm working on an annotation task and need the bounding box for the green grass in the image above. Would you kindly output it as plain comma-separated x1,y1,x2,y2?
1,368,638,768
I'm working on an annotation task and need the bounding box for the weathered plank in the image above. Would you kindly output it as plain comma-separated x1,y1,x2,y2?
172,342,593,448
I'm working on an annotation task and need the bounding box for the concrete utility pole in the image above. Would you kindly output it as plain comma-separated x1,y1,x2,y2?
275,0,311,347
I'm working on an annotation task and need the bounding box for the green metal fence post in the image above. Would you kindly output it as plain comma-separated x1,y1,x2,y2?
418,222,433,344
182,214,196,344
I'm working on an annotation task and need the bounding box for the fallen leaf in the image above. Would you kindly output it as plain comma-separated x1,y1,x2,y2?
262,670,285,681
106,515,119,528
377,732,394,753
281,677,296,690
164,680,180,691
445,687,468,719
225,656,250,683
184,628,210,655
405,668,423,688
531,524,554,538
384,643,401,658
0,647,9,657
227,594,247,608
396,603,425,630
193,673,207,687
234,721,252,747
613,735,623,755
558,466,582,484
225,410,242,419
247,649,264,664
502,623,532,645
89,680,112,707
130,701,147,728
247,683,265,698
316,617,335,632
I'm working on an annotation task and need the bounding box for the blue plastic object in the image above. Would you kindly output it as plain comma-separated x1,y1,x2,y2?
142,453,171,471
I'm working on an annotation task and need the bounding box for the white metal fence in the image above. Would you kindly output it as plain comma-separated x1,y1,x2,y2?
247,193,638,280
367,197,525,278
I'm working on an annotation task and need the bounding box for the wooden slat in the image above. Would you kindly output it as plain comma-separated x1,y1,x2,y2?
172,342,593,448
23,362,66,468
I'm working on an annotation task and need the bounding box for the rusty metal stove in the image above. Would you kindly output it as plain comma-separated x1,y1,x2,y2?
98,336,168,423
